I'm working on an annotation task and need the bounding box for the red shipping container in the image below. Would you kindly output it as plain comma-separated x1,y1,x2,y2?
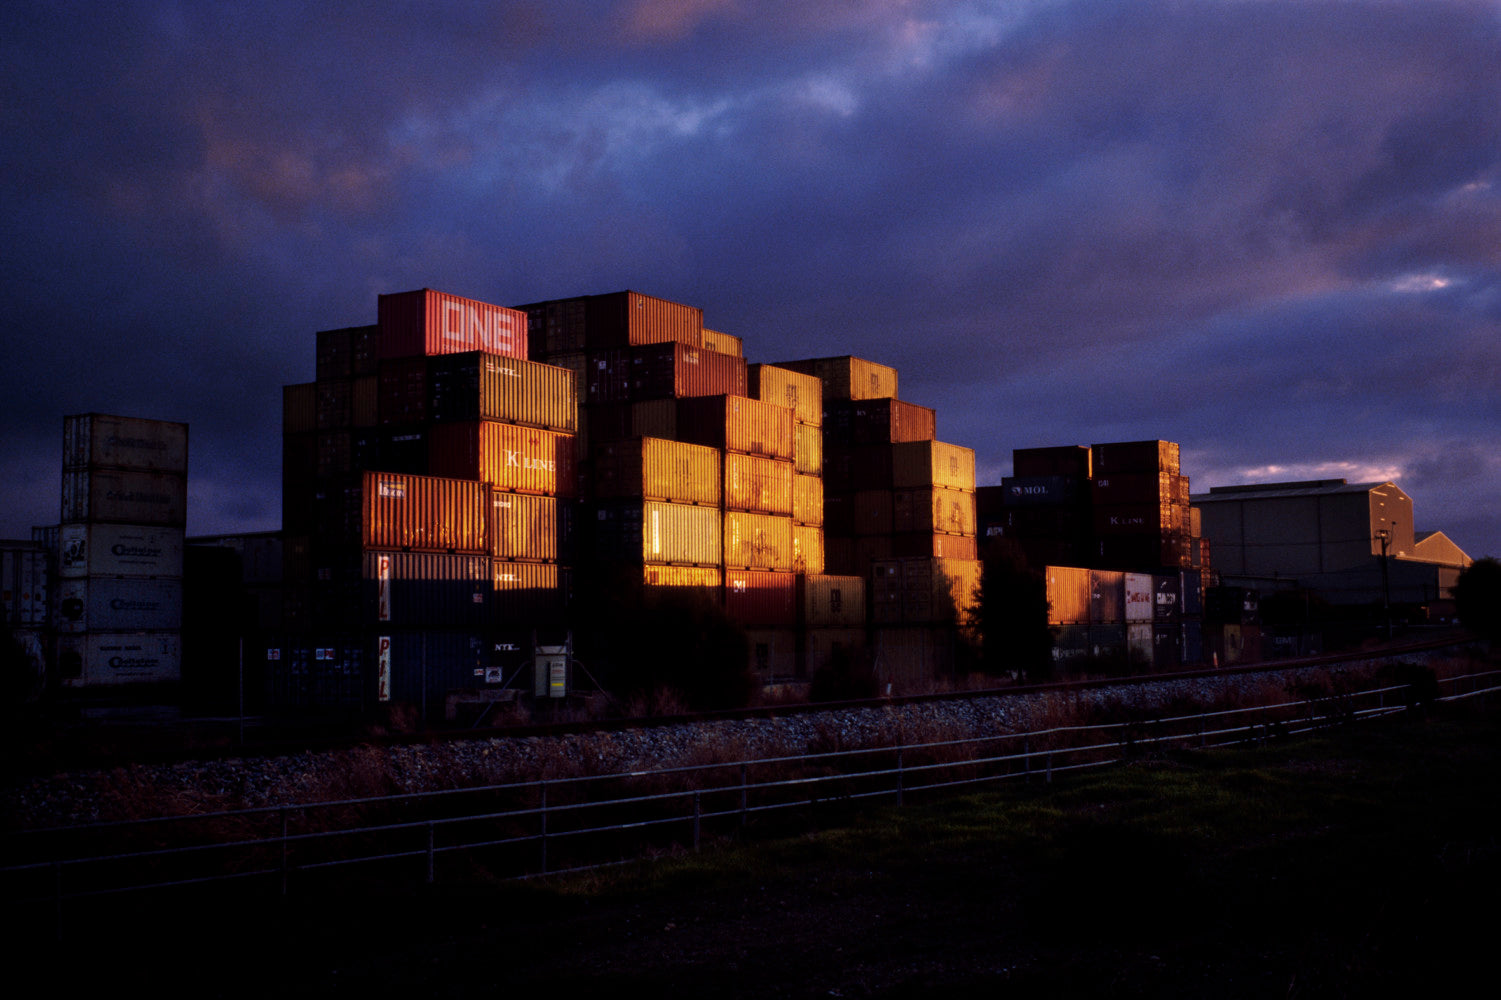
378,289,527,360
428,421,578,497
723,569,797,626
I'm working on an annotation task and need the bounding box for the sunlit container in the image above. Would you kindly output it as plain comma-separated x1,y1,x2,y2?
363,551,490,627
490,490,566,562
775,356,897,401
798,574,865,628
592,437,721,506
378,288,527,360
377,357,428,425
58,523,183,579
583,290,703,351
677,395,795,459
283,383,317,435
54,577,182,633
824,399,935,445
1013,445,1091,479
62,468,187,526
723,511,794,570
63,413,188,474
890,441,975,491
641,564,722,606
792,523,824,574
427,421,578,497
748,364,821,426
723,570,796,625
725,454,795,515
999,475,1081,506
870,557,979,624
630,342,748,400
491,561,567,624
360,471,489,554
1,542,49,626
880,532,975,560
893,487,977,536
1046,565,1092,625
792,474,824,526
793,422,822,476
1089,570,1125,624
56,631,181,687
593,500,722,566
427,352,578,431
1090,440,1181,477
1124,573,1155,623
701,329,743,357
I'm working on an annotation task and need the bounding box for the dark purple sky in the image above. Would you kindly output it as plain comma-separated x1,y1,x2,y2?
3,1,1498,558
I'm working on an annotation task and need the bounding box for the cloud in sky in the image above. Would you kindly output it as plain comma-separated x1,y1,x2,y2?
1,0,1498,558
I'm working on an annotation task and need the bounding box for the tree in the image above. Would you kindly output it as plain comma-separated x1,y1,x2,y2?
968,540,1054,681
1453,557,1501,640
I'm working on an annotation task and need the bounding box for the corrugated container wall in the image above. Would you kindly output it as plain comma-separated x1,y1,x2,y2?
1,543,49,626
724,454,794,516
792,524,825,575
64,414,189,473
1047,566,1091,624
584,291,703,351
593,501,722,566
378,289,528,360
283,383,317,435
798,574,866,628
58,523,183,578
591,437,721,507
776,356,898,402
55,578,182,632
62,469,188,526
56,632,181,688
677,396,795,460
747,365,822,426
491,562,567,623
793,422,822,476
1013,445,1091,479
363,551,490,627
701,329,743,357
427,353,578,431
723,512,795,570
793,474,824,526
723,570,797,625
360,471,489,554
825,399,935,445
489,491,566,562
891,441,975,491
629,342,747,400
427,422,577,497
1090,440,1181,476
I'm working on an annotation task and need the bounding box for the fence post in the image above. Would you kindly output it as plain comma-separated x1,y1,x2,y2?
693,792,702,852
279,806,289,896
896,747,904,807
1046,751,1053,784
539,780,548,875
740,763,748,828
1023,738,1030,781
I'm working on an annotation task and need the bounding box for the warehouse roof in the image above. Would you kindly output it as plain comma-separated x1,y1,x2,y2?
1190,479,1396,503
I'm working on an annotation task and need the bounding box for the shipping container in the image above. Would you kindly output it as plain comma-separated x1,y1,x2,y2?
1124,573,1155,623
583,290,703,352
378,288,527,360
792,474,824,526
427,421,578,497
998,475,1081,506
723,511,794,571
283,383,317,435
316,325,356,381
822,444,892,491
352,324,381,375
1046,565,1092,625
870,625,957,694
723,570,797,625
824,399,935,445
629,342,748,401
62,468,187,527
701,328,743,357
1,542,49,626
799,627,866,681
792,523,825,575
1091,472,1187,506
63,413,188,473
1127,623,1154,665
747,364,821,426
890,440,975,491
56,631,181,687
1012,445,1091,479
793,422,822,476
798,574,866,628
893,487,977,536
676,395,795,460
1154,574,1181,621
352,375,380,427
584,349,634,404
824,535,855,575
1152,625,1182,671
775,356,897,402
640,564,722,606
871,557,980,624
373,629,490,710
261,635,366,713
427,352,578,431
1089,570,1125,624
850,490,894,536
489,491,566,562
377,357,428,425
363,551,490,627
379,425,431,475
316,378,353,431
744,627,798,678
592,500,722,566
724,453,795,516
1094,504,1180,535
891,532,978,560
518,296,588,356
58,523,183,579
360,471,489,554
1090,440,1181,477
491,561,567,624
592,437,721,507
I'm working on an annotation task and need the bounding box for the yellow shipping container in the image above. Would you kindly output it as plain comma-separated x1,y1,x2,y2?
793,422,822,476
793,474,824,526
798,573,865,628
724,511,794,570
593,437,721,506
893,486,977,536
724,453,795,515
641,564,722,607
748,364,822,426
890,440,976,491
774,356,897,402
701,328,743,357
793,523,825,574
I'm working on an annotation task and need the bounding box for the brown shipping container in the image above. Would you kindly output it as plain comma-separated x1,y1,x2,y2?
62,468,187,526
891,441,975,491
824,535,856,575
585,291,703,351
1094,504,1179,535
378,288,527,360
1013,444,1091,479
792,523,825,575
792,474,824,526
1090,570,1126,624
701,329,743,357
793,422,822,476
378,357,428,425
723,511,794,570
428,352,577,431
594,500,722,566
724,454,795,516
492,561,566,624
894,487,977,536
824,399,935,445
747,365,822,426
64,413,189,474
1090,440,1181,476
723,570,796,626
630,342,748,400
775,356,897,402
283,383,317,435
352,376,379,427
677,395,794,460
852,490,894,536
798,574,866,628
592,437,721,506
361,471,489,554
489,491,562,562
428,421,578,497
1047,565,1092,624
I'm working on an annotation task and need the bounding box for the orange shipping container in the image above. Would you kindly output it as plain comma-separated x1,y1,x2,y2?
630,342,748,400
725,454,795,515
1046,565,1092,624
428,421,578,497
641,564,722,607
748,364,822,426
361,471,489,554
793,523,825,574
594,500,722,566
890,441,976,491
592,437,721,506
490,491,564,562
793,474,824,526
378,288,527,360
894,487,977,536
677,395,794,460
428,353,577,431
584,290,703,351
825,399,935,445
723,511,794,570
774,356,897,401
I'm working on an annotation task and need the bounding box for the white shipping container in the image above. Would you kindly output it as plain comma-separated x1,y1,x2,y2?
54,578,183,633
1124,572,1156,623
62,468,188,526
56,631,181,687
1,543,49,626
63,413,188,473
58,523,184,578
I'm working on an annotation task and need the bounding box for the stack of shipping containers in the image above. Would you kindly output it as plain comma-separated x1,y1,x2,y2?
1,536,50,696
54,414,187,690
280,288,576,717
776,357,979,692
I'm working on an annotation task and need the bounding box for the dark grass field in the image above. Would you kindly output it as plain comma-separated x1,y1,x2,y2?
33,701,1500,998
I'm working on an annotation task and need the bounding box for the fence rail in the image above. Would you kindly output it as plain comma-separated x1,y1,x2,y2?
5,669,1497,930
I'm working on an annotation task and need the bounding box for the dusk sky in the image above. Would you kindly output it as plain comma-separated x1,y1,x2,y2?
3,1,1498,559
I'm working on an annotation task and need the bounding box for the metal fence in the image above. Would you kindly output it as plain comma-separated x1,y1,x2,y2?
5,668,1497,931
